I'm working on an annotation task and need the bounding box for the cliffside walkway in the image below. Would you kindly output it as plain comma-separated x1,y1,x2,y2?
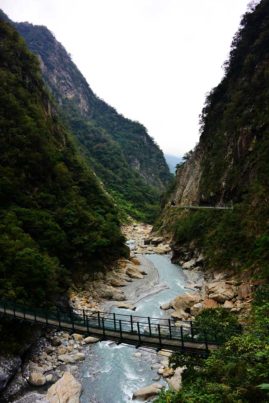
171,205,233,210
0,300,224,356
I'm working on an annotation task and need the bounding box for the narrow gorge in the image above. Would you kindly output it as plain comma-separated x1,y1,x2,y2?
1,1,269,402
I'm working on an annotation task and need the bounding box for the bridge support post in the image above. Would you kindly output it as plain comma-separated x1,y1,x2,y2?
86,315,89,333
130,315,133,333
180,326,184,351
57,308,61,328
97,312,101,327
119,320,122,340
148,317,152,336
168,319,172,339
137,322,141,347
204,332,209,355
190,321,194,341
83,309,86,326
157,324,162,348
113,313,117,331
102,317,106,339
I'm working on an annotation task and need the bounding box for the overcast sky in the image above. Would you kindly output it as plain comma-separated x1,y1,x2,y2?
1,0,253,156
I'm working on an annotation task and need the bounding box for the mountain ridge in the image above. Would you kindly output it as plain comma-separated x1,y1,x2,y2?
6,14,171,221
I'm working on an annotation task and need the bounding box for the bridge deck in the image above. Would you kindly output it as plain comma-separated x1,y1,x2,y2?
0,301,222,354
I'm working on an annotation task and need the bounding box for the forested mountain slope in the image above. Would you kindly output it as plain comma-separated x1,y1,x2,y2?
0,19,126,306
156,2,269,401
7,16,171,221
160,0,269,279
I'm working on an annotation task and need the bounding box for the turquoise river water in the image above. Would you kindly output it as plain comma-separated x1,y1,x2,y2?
80,254,188,403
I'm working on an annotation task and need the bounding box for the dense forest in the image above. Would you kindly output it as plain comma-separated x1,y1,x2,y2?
0,19,127,306
8,17,172,222
158,1,269,401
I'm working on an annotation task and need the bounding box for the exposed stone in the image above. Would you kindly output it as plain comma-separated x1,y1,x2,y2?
132,383,163,399
116,302,136,310
191,302,203,315
46,372,81,403
170,293,201,311
126,267,144,279
182,259,196,269
72,334,83,342
51,337,62,347
238,283,252,300
45,374,53,383
28,372,46,386
167,367,185,391
203,298,218,309
162,367,175,378
84,336,99,344
0,355,21,392
223,300,234,309
160,302,171,310
207,281,236,302
57,346,67,355
171,309,190,320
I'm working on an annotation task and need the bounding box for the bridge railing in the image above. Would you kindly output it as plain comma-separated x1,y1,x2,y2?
0,299,242,349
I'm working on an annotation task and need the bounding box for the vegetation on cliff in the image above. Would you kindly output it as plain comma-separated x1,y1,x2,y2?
0,19,126,306
157,1,269,401
156,287,269,402
160,0,269,280
12,19,171,222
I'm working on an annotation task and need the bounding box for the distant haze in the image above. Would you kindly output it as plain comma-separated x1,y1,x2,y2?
1,0,253,155
165,154,182,173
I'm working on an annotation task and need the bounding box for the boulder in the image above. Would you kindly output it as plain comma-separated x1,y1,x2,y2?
170,293,201,311
51,337,62,347
46,372,81,403
28,372,46,386
238,283,252,300
203,298,218,309
167,367,185,391
126,267,144,279
160,302,171,310
171,309,190,320
72,334,83,342
57,346,67,355
109,278,127,287
223,300,234,309
207,281,236,302
190,302,203,315
0,355,21,392
182,259,196,269
162,367,175,378
84,336,99,344
116,302,136,310
132,383,163,399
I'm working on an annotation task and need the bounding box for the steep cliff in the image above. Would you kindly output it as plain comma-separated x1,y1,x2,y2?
160,0,269,278
0,18,126,306
8,17,171,221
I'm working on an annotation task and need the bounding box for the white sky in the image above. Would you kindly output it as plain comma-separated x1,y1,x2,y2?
1,0,253,156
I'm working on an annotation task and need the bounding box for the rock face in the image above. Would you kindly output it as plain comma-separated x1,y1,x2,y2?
0,355,21,392
46,372,81,403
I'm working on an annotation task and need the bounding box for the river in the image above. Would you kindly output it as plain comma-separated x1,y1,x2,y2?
79,254,188,403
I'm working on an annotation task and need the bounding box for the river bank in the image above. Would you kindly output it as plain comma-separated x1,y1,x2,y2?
1,221,253,402
0,223,176,402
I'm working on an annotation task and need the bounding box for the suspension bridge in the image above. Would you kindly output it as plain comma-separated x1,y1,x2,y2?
0,300,238,356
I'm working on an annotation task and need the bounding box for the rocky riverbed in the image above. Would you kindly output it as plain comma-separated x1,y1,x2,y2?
0,222,254,402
